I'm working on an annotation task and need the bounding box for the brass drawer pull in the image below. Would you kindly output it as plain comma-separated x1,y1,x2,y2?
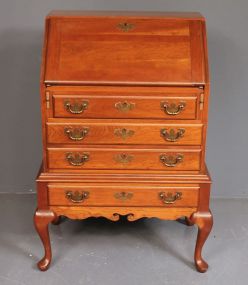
115,101,135,112
114,153,133,164
117,22,135,32
159,192,182,204
65,191,89,203
114,192,133,201
114,128,135,139
160,128,185,142
160,154,184,167
66,152,89,166
64,127,89,141
64,101,88,114
161,102,186,115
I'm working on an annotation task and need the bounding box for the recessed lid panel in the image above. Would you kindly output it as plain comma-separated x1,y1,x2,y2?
44,14,207,86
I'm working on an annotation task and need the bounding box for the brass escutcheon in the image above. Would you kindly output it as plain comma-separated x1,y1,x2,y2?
160,128,185,142
65,190,89,203
160,102,186,115
114,192,133,201
66,152,89,166
64,127,89,141
64,101,88,114
159,154,184,167
114,153,134,164
114,128,135,140
115,101,135,112
159,192,182,204
117,22,135,32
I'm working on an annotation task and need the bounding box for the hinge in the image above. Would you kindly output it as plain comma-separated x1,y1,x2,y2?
45,91,50,109
200,93,204,110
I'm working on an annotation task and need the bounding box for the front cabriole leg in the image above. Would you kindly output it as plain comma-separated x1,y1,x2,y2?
34,209,57,271
190,211,213,273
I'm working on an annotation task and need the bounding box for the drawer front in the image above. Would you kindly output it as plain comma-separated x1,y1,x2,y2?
53,95,198,119
47,120,203,145
47,147,201,171
48,183,199,207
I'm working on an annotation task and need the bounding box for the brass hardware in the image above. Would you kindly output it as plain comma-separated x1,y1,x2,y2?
65,190,89,203
114,153,133,164
45,91,50,109
64,127,89,141
114,192,133,201
159,154,184,167
66,152,89,166
200,93,204,110
117,22,135,32
115,101,135,112
160,102,186,115
114,128,135,140
159,192,182,204
64,101,88,114
160,128,185,142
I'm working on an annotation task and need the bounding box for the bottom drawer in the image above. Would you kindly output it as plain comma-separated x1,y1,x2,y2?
48,184,199,207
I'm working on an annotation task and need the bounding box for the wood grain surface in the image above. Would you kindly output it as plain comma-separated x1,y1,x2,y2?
48,183,199,207
47,147,201,171
47,119,203,145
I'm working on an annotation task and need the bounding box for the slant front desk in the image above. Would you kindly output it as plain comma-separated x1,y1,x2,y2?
34,11,213,272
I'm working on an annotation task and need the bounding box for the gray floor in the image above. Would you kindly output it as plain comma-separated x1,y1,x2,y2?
0,195,247,285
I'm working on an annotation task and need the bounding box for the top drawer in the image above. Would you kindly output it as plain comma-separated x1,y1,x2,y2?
51,92,200,120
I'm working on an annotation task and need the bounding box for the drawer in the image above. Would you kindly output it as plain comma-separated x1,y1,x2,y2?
47,147,201,171
47,120,203,145
48,183,199,207
52,94,198,119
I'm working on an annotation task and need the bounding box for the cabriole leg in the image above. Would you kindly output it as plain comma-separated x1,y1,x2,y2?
190,211,213,273
34,209,57,271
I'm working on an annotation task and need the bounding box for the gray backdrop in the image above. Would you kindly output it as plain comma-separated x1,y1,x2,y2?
1,0,248,198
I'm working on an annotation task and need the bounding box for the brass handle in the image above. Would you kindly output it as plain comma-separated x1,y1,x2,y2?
115,101,135,112
64,127,89,141
160,154,184,167
65,191,89,203
117,22,135,32
161,102,186,115
64,101,88,114
114,153,133,164
114,192,133,201
114,128,135,140
159,192,182,204
66,152,89,166
160,128,185,142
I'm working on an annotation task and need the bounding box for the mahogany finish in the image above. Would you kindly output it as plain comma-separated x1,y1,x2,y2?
47,147,201,171
48,183,199,207
52,93,199,119
34,209,57,271
35,11,213,272
47,120,203,145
